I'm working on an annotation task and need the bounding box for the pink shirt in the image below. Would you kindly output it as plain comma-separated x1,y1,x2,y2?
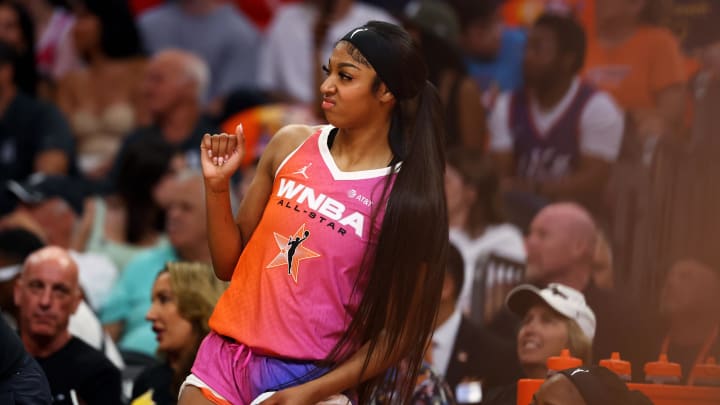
210,125,397,360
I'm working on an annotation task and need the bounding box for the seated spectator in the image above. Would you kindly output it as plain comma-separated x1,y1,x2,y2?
0,228,45,328
3,175,118,311
0,0,39,97
445,148,525,316
138,0,260,109
0,40,74,214
489,14,623,219
488,203,649,377
0,315,52,403
0,227,124,371
448,0,527,106
131,262,227,405
642,258,720,384
22,0,82,83
483,283,595,405
101,170,211,357
56,0,147,179
72,137,173,272
106,49,217,193
533,365,652,405
584,0,686,157
257,0,395,105
14,246,122,404
430,244,519,397
404,0,487,149
233,0,301,30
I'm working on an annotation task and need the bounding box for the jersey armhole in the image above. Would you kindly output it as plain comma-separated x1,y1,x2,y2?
273,126,325,178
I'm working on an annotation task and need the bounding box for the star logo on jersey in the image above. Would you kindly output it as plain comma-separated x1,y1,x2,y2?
266,224,320,283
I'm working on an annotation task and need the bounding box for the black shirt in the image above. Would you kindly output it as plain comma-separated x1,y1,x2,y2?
99,115,218,194
132,363,175,405
35,336,122,405
445,317,521,393
0,92,75,213
483,382,517,405
0,316,25,379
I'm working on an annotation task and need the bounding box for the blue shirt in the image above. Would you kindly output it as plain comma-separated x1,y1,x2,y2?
465,28,527,94
139,3,260,102
100,242,176,356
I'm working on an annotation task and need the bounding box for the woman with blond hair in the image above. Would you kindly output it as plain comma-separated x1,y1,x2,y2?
484,283,596,405
131,262,227,405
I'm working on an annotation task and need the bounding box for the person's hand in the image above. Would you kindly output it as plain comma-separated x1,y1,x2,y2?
632,110,666,139
200,124,245,193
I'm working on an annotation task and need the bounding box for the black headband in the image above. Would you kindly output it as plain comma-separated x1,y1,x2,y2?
558,366,650,405
340,24,419,100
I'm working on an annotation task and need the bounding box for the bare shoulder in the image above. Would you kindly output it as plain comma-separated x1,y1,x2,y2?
271,124,317,146
263,124,319,174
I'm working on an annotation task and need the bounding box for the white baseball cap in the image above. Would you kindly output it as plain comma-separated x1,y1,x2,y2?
0,264,21,282
506,283,597,341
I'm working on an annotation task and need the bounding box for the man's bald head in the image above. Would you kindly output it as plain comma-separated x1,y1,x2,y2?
143,49,210,116
539,203,597,245
22,246,78,280
525,203,598,287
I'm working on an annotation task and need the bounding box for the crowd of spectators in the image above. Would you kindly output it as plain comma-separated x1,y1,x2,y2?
0,0,718,404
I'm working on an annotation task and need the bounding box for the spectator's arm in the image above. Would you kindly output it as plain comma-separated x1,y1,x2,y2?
0,209,47,241
54,73,74,116
537,156,610,201
35,102,74,175
70,198,96,252
634,29,687,137
488,93,515,177
457,77,488,150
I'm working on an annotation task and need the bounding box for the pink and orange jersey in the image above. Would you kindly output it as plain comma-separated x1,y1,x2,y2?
209,125,397,360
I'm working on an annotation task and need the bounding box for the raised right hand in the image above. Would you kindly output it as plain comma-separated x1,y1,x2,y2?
200,124,245,193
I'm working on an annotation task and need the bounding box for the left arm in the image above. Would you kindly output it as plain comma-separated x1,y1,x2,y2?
34,102,73,175
457,77,488,150
633,30,687,138
632,84,685,138
537,155,610,201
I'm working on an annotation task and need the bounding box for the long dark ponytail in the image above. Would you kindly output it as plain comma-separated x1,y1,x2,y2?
326,21,449,403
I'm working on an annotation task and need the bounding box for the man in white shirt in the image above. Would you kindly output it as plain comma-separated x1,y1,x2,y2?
489,13,623,219
257,0,396,104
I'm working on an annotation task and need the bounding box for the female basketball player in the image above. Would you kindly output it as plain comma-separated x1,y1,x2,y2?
180,21,448,404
